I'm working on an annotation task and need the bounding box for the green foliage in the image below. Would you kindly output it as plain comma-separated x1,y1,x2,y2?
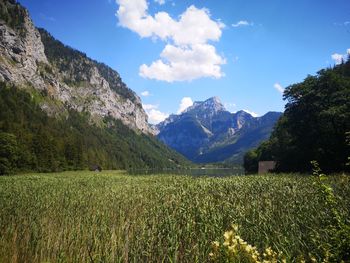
346,131,350,166
0,132,18,175
311,161,350,261
0,172,349,262
243,150,258,174
0,0,26,35
245,59,350,173
0,82,188,172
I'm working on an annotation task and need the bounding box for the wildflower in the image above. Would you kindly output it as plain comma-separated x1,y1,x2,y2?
265,247,273,256
227,245,237,254
231,224,239,232
245,244,253,253
212,241,220,249
224,230,234,240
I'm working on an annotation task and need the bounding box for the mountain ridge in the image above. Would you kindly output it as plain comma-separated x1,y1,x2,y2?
0,0,153,134
0,0,190,173
156,97,282,164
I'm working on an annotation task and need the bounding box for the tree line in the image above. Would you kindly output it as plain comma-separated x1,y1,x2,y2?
0,83,188,175
244,58,350,173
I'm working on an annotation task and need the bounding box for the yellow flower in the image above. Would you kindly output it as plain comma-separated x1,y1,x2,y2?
223,241,230,247
245,244,253,253
231,224,239,232
228,245,237,255
265,247,273,256
212,241,220,248
224,230,234,240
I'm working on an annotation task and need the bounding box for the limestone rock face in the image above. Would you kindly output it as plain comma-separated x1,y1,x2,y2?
156,97,282,164
0,15,47,87
0,4,153,134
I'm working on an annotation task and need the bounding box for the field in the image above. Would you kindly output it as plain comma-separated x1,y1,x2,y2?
0,171,349,262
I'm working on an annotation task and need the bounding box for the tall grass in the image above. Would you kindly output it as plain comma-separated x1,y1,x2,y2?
0,171,349,262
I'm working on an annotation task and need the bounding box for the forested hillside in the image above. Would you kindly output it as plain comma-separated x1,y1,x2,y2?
244,59,350,173
0,83,189,174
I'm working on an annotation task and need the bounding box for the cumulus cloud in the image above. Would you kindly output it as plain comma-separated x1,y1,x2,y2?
140,44,226,82
116,0,225,82
274,83,284,94
142,104,168,124
331,48,349,65
332,53,345,65
243,110,259,117
232,20,253,27
177,97,193,114
142,104,157,110
141,90,150,97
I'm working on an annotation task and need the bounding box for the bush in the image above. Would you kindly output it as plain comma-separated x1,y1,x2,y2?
0,132,18,175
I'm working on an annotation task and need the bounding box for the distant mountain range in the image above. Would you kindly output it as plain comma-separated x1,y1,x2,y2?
156,97,282,164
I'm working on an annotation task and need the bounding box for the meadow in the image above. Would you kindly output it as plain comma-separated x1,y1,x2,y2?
0,171,349,262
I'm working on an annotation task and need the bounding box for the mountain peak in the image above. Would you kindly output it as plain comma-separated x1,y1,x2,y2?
157,96,282,164
207,96,221,104
189,96,225,113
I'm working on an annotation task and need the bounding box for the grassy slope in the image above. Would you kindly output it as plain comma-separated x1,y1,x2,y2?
0,172,349,262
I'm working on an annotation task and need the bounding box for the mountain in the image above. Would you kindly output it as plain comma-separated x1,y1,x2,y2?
0,0,189,174
156,97,282,164
0,0,153,133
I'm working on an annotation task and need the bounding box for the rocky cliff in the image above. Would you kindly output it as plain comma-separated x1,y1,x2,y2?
156,97,282,164
0,0,152,134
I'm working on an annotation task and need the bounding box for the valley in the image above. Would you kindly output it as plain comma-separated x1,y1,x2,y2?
0,0,349,262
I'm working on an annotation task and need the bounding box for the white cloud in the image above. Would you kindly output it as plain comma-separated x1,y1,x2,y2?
331,53,346,65
147,109,169,124
224,102,236,112
333,21,350,27
154,0,165,5
243,109,259,117
142,104,168,124
177,97,193,114
274,83,284,94
116,0,225,82
331,48,350,65
232,20,253,28
140,44,226,82
116,2,224,45
141,90,150,97
39,13,56,22
142,104,157,110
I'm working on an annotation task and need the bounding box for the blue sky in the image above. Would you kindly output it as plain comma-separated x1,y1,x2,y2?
20,0,350,123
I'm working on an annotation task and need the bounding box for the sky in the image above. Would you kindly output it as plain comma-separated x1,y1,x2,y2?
20,0,350,123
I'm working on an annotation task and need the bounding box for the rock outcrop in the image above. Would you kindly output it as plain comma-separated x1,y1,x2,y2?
156,97,282,164
0,1,153,134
